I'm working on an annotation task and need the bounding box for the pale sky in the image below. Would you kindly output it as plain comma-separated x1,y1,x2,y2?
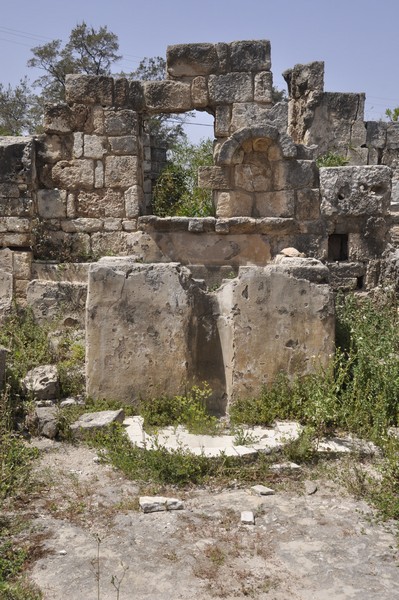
1,0,398,142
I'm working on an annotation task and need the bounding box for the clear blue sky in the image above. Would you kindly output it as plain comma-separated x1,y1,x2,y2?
1,0,398,142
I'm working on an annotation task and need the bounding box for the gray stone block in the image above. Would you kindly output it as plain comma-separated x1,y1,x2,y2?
209,73,253,104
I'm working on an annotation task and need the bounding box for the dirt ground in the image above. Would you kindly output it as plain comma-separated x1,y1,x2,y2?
20,439,399,600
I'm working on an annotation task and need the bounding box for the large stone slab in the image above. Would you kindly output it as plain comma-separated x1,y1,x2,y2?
86,261,199,402
215,260,334,400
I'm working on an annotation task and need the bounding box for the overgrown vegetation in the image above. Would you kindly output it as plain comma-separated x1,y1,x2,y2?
152,138,214,217
316,152,349,167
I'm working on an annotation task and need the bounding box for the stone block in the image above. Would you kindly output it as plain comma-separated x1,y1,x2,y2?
0,137,34,184
109,135,138,155
61,218,103,233
76,189,124,218
83,135,107,159
387,123,399,149
70,104,89,131
167,43,219,78
139,496,184,513
215,105,231,137
216,262,334,400
254,71,273,104
229,40,271,72
144,81,192,113
114,78,129,107
27,279,87,327
320,165,391,217
86,261,198,401
37,189,67,219
22,365,59,400
283,61,324,99
73,133,83,158
105,156,139,188
198,166,231,190
94,161,104,188
0,232,31,247
37,134,73,164
70,409,125,438
273,160,318,191
65,74,114,106
104,109,139,135
254,191,295,218
128,81,146,111
209,73,253,104
44,104,72,133
366,121,387,149
52,159,94,191
235,162,273,192
0,269,13,314
216,191,253,217
103,218,122,231
295,188,320,220
0,217,30,233
125,185,144,217
191,76,209,108
13,251,32,280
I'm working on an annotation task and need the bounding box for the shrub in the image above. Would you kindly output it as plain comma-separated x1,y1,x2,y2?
316,152,348,167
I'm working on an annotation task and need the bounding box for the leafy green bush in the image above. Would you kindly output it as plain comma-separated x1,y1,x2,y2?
152,138,214,217
140,384,219,435
316,152,348,167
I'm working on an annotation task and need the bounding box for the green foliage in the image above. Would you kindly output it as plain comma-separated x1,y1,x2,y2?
28,22,120,104
0,78,39,136
0,306,53,397
140,384,219,435
316,152,349,167
152,138,214,217
385,107,399,122
56,334,85,398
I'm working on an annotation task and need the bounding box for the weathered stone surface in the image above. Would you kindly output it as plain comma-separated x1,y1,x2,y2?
61,218,103,233
33,406,58,439
320,166,391,217
0,268,12,315
52,159,94,191
215,105,231,137
209,73,253,104
83,135,106,159
86,262,197,402
76,189,124,218
37,189,67,219
230,103,272,133
254,191,295,218
22,365,59,400
254,71,273,104
366,121,387,149
241,511,255,525
167,43,220,78
296,188,320,220
104,110,139,136
0,217,30,233
216,263,334,400
229,40,271,72
0,137,34,184
37,134,73,164
27,280,87,327
44,104,72,134
104,156,139,188
198,166,231,190
144,81,192,112
109,136,138,155
251,485,275,496
139,496,184,513
124,185,144,217
216,191,253,217
65,75,114,106
70,409,125,437
191,76,208,108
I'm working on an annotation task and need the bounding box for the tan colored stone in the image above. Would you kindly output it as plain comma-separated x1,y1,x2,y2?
84,135,107,159
216,191,253,218
94,161,104,189
13,251,32,279
0,217,30,233
65,74,114,106
104,110,139,136
73,133,83,159
215,105,230,137
254,191,295,218
103,218,122,231
0,233,31,247
0,268,13,314
52,159,94,191
27,280,87,327
86,262,195,401
105,156,139,188
14,279,29,298
144,81,192,113
296,189,320,220
61,218,103,233
125,185,144,218
37,189,67,219
198,166,231,190
191,77,208,108
109,136,138,155
216,262,334,400
235,162,273,192
209,73,253,104
254,72,273,104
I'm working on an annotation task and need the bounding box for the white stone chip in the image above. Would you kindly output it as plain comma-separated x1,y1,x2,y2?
251,485,275,496
241,511,255,525
139,496,184,514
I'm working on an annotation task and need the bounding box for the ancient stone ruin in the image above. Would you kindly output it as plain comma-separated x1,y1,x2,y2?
1,39,398,412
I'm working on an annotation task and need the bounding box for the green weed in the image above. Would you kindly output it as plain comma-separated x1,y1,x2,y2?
316,152,349,167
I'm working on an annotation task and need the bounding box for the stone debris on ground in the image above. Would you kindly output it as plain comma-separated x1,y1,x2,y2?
70,409,125,437
139,496,185,513
251,484,275,496
241,510,255,525
22,364,59,400
304,481,318,495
